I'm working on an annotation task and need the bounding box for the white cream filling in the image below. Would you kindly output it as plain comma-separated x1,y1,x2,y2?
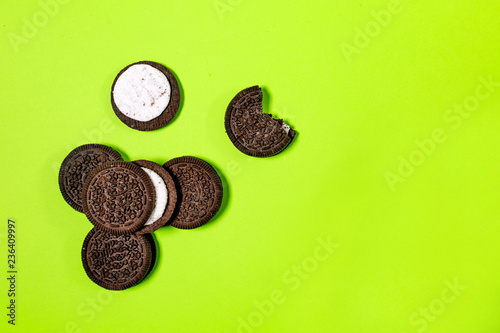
113,64,171,122
142,167,168,226
282,122,291,134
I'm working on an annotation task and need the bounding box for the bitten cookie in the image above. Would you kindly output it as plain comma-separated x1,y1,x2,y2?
225,86,296,157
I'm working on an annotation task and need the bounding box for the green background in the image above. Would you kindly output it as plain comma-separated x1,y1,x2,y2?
1,0,500,332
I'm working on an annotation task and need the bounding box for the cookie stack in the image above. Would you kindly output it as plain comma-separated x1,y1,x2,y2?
58,60,297,291
59,144,223,290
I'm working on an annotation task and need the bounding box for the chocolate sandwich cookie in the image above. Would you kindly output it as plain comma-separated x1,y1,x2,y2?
82,228,153,290
111,61,181,131
163,156,223,229
225,86,296,157
82,161,156,235
59,144,123,212
132,160,178,235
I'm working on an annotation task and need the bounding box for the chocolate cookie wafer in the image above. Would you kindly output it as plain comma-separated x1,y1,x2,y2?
225,86,296,157
163,156,223,229
81,228,153,290
82,161,155,235
132,160,178,235
111,61,181,131
59,144,123,212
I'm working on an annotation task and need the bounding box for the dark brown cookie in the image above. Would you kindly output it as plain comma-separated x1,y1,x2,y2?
163,156,223,229
132,160,178,235
81,228,153,290
82,161,156,235
59,144,123,212
111,61,181,131
225,86,296,157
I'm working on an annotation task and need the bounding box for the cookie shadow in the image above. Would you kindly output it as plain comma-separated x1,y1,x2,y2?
261,85,271,114
150,158,172,167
